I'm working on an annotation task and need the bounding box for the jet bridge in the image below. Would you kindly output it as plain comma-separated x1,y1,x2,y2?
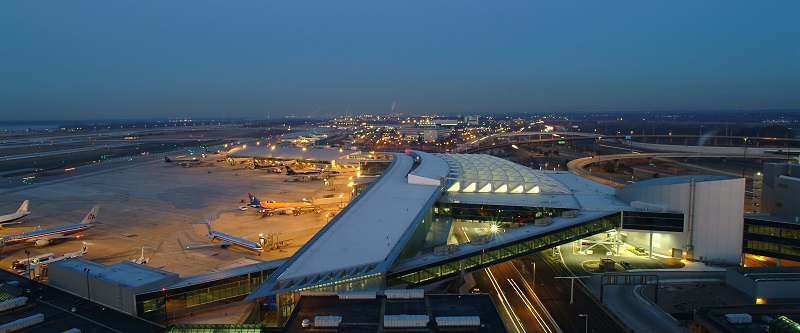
386,211,619,287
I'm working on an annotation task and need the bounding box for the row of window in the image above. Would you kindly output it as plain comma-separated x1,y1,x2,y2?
141,277,263,314
746,225,800,239
183,278,262,307
434,203,563,223
746,240,800,257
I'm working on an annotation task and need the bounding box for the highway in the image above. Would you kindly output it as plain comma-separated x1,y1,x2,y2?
474,261,560,333
472,253,629,333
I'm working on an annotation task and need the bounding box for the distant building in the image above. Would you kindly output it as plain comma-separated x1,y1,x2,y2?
464,115,480,126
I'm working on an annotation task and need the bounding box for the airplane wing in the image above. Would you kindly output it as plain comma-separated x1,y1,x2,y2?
185,242,232,250
0,221,24,227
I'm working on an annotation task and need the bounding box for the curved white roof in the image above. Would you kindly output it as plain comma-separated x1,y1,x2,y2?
437,154,571,195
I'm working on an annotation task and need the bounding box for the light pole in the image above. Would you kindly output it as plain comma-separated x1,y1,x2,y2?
742,138,748,179
83,267,91,303
163,287,168,328
579,314,589,333
24,250,30,278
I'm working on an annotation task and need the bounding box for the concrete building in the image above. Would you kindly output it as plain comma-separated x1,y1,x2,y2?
48,258,179,316
615,175,745,264
741,162,800,267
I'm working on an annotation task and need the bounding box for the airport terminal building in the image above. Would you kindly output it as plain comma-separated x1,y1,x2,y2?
43,150,748,328
245,150,745,325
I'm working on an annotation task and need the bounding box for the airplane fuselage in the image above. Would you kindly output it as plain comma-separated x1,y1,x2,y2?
0,224,95,246
210,232,263,253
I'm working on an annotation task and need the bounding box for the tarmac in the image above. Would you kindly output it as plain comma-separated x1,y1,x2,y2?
0,152,353,280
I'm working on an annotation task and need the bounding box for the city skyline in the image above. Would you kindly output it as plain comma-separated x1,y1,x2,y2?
1,1,798,121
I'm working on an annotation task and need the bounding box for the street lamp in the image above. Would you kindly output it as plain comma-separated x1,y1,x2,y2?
578,314,589,333
83,267,91,302
24,250,30,278
742,138,748,178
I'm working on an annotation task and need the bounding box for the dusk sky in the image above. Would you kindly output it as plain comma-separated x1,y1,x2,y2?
1,1,798,121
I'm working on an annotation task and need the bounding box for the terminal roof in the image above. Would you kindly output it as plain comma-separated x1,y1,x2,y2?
50,258,178,289
276,152,445,281
438,154,571,194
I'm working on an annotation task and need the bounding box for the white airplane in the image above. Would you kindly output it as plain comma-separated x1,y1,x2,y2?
16,241,92,274
0,200,31,227
131,246,152,265
186,220,263,255
0,206,99,247
45,241,93,265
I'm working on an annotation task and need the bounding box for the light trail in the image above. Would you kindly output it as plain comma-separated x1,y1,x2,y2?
508,278,557,333
486,268,526,333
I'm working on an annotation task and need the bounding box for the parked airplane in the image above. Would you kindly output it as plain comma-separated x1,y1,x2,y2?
285,165,322,176
46,241,92,265
17,242,91,277
252,162,283,173
187,220,263,255
164,156,201,164
246,193,313,215
0,206,99,247
131,246,152,265
0,200,31,227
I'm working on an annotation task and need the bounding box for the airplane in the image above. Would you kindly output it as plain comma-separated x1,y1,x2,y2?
246,192,313,215
0,206,99,248
17,242,92,276
252,162,282,173
0,200,31,227
131,246,152,265
164,156,201,164
285,165,322,176
187,220,263,255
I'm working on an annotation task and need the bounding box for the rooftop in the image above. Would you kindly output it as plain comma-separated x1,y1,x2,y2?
50,258,179,289
275,152,446,281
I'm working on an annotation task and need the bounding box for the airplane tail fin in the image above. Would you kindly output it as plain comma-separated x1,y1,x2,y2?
80,241,92,254
248,192,259,205
17,200,29,213
164,157,172,163
81,206,100,224
285,166,297,175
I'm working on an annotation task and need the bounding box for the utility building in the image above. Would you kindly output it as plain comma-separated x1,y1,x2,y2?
48,258,179,316
615,175,744,264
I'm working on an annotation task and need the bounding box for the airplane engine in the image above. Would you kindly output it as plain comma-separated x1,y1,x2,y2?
34,239,52,247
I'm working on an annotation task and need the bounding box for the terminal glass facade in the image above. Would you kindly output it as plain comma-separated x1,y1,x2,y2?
276,273,383,326
622,211,685,232
137,270,272,324
435,202,564,224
